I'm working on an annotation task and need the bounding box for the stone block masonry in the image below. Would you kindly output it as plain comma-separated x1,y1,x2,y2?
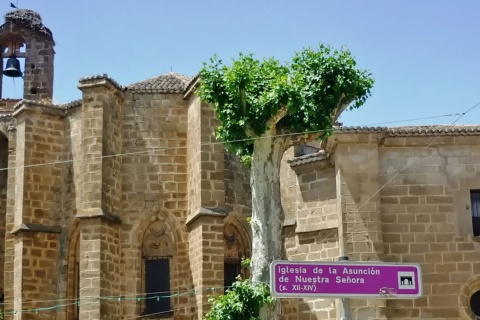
0,18,478,318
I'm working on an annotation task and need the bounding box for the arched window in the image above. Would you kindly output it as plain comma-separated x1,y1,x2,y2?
73,235,80,319
66,229,80,320
224,221,251,291
141,220,175,315
471,290,480,317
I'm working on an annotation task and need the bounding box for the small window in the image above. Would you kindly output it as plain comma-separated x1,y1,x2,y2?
224,258,242,291
145,258,171,314
471,190,480,236
471,290,480,317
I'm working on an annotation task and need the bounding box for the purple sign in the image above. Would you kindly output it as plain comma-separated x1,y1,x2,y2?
270,260,422,299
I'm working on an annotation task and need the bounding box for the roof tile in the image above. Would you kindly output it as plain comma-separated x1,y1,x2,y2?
335,125,480,135
126,72,192,93
289,125,480,167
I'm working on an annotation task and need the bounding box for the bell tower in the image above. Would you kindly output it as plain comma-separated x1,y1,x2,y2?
0,9,54,100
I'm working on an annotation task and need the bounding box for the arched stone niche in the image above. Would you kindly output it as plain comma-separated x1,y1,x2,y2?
66,222,80,320
224,215,251,287
139,217,177,316
224,222,250,261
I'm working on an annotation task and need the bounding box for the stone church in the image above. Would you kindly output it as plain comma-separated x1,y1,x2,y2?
0,7,479,320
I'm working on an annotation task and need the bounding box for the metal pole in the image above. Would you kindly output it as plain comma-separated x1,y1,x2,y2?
337,256,352,320
337,168,352,320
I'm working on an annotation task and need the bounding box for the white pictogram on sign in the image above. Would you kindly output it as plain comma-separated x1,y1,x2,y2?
397,271,415,289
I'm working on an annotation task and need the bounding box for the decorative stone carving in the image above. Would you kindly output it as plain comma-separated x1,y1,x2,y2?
224,223,249,261
142,220,174,258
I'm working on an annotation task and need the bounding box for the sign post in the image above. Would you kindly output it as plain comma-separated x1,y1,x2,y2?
337,256,351,320
270,260,422,299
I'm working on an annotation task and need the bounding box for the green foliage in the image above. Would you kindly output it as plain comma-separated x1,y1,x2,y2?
204,277,274,320
241,257,252,269
198,45,374,158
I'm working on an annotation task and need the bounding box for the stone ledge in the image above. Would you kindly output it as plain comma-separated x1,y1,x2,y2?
295,220,338,234
290,156,333,174
78,74,124,92
75,209,121,223
185,207,227,226
11,223,61,235
183,74,201,99
283,218,296,227
61,99,82,110
12,99,66,118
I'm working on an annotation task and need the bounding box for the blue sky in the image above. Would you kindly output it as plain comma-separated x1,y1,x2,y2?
2,0,480,126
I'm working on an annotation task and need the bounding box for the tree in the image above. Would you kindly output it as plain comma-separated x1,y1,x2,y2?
198,45,374,319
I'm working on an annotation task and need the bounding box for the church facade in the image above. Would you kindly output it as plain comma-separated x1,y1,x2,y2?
0,7,478,320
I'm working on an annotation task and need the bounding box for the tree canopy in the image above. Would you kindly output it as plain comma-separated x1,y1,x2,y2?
198,45,375,320
198,45,374,161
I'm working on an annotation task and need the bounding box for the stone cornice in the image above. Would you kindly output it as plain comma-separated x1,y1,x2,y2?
61,99,82,110
185,207,227,226
12,99,66,118
292,125,480,167
183,74,200,99
11,223,61,235
78,74,125,93
75,209,122,224
295,222,338,234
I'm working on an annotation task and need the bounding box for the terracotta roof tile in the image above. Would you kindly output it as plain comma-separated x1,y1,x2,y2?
126,72,192,93
79,74,124,91
288,150,329,167
335,125,480,135
289,125,480,167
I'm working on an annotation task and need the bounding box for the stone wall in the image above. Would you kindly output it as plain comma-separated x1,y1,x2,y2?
280,132,480,320
282,228,340,320
379,137,480,319
23,35,55,100
224,153,251,216
0,131,8,301
120,91,191,319
4,121,16,320
8,103,65,320
187,94,201,217
6,64,480,320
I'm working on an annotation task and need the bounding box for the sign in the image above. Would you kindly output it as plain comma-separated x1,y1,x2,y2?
270,260,422,299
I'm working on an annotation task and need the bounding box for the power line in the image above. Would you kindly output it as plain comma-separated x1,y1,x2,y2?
353,100,480,213
0,112,469,173
0,286,230,315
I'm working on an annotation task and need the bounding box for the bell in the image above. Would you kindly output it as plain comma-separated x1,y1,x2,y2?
3,56,22,78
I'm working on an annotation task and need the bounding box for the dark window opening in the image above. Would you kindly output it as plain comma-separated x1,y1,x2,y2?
471,290,480,316
30,64,35,69
29,87,37,94
471,190,480,236
145,258,171,314
224,259,242,291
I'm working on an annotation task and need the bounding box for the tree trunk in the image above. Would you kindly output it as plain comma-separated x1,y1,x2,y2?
250,135,285,320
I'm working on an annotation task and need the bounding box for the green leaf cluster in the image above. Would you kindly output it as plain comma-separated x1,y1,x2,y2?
204,277,274,320
197,45,374,158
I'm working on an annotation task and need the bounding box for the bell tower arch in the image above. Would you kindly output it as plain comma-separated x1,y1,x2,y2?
0,9,54,100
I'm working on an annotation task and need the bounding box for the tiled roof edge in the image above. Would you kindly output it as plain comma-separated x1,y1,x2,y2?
61,99,82,110
335,125,480,135
13,99,65,110
288,150,329,167
79,74,125,91
183,74,200,96
126,88,185,94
